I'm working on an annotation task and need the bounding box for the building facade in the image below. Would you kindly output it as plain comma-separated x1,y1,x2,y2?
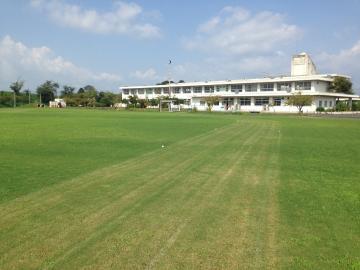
120,53,358,113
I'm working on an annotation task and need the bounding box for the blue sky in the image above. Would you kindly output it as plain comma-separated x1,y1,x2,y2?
1,0,360,92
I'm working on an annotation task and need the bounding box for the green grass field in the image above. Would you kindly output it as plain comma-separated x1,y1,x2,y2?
0,109,359,269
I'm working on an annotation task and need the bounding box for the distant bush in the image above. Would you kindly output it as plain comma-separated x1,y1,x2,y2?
191,107,198,113
352,101,360,111
335,102,348,112
316,107,325,112
149,98,159,106
325,108,335,112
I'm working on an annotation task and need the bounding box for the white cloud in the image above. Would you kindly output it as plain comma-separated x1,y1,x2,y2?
184,6,301,55
0,35,121,90
131,68,159,81
169,54,289,84
316,40,360,92
30,0,161,38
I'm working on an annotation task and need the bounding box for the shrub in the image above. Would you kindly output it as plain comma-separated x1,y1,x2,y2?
316,107,325,112
335,101,348,112
352,101,360,111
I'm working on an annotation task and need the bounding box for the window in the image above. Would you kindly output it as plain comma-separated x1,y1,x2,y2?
239,98,251,105
277,82,292,92
138,89,144,94
163,88,169,94
216,85,228,92
324,100,328,107
329,101,333,107
130,89,137,95
260,83,274,91
245,84,257,92
183,87,192,93
273,97,282,106
255,97,269,106
146,88,153,94
230,84,242,92
295,81,311,90
123,89,129,95
174,87,181,94
194,86,202,93
204,86,215,93
318,100,323,107
200,101,205,106
154,88,161,94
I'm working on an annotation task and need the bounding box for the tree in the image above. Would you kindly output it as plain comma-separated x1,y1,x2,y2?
286,92,313,113
204,96,220,112
178,80,185,83
97,92,118,107
156,80,174,85
149,98,159,106
9,80,24,108
36,81,59,104
78,87,85,94
328,76,353,94
61,85,75,97
128,95,139,106
83,85,97,92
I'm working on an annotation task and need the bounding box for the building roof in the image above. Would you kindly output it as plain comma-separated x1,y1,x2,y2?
120,74,349,90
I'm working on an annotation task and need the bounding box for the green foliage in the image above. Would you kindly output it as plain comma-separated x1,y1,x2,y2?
328,76,353,94
156,80,174,85
9,80,25,107
9,80,24,94
204,96,220,112
128,95,139,106
61,89,120,107
61,85,75,97
0,91,36,107
286,92,313,113
138,99,148,108
36,80,59,104
171,98,185,105
352,101,360,111
149,98,159,106
316,107,325,112
335,101,349,111
83,85,97,92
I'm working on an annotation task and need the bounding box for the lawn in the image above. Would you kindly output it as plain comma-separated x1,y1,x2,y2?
0,109,359,269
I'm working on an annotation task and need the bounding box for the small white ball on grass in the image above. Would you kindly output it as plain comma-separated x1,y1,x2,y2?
161,144,165,148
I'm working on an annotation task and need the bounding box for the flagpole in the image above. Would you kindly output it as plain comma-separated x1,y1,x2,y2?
168,60,172,98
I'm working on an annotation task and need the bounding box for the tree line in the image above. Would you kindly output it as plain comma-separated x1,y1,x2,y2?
0,80,121,108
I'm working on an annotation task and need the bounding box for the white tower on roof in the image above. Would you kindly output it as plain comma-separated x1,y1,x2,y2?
291,52,317,76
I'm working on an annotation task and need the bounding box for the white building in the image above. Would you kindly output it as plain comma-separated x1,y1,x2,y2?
120,53,359,113
49,98,66,108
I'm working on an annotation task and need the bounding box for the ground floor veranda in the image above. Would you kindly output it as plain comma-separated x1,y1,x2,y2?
188,96,337,113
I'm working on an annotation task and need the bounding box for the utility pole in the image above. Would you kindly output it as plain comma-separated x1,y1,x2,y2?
28,90,31,104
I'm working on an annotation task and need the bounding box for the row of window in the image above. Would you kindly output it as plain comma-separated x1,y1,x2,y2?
122,81,312,95
237,97,283,106
318,100,333,107
199,97,284,106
